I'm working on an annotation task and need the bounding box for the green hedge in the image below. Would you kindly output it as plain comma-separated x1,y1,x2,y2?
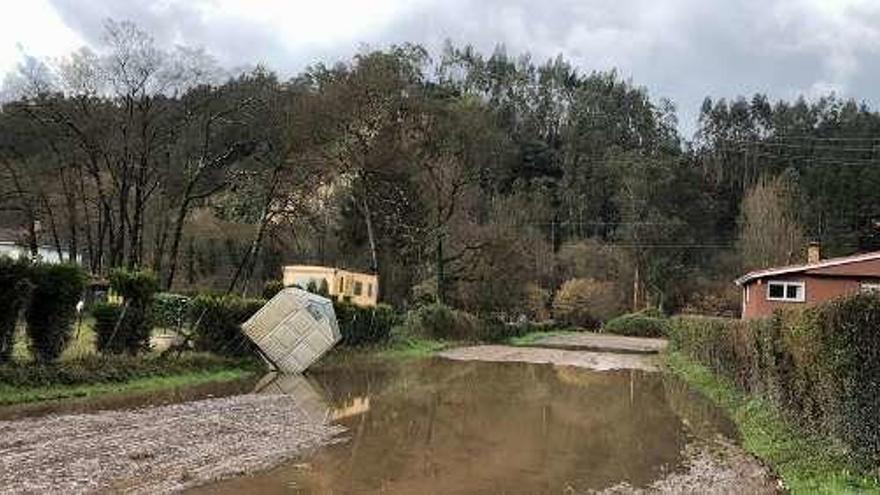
24,264,85,362
0,258,31,363
94,269,159,354
603,311,669,337
334,301,398,346
395,303,524,343
151,292,191,331
189,295,264,357
668,294,880,466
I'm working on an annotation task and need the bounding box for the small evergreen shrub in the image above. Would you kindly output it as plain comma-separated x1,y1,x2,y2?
399,303,480,341
96,269,159,354
0,257,32,363
25,264,85,362
189,294,264,357
603,311,669,337
334,301,398,346
92,301,123,353
151,292,191,331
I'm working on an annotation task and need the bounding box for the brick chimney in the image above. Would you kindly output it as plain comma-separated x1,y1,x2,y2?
807,241,821,264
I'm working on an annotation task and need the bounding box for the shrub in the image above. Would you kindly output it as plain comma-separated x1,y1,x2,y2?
398,303,480,341
151,292,191,331
96,269,159,354
189,294,264,357
92,301,123,353
668,294,880,465
25,264,85,362
603,311,669,338
0,258,31,363
334,302,398,346
262,280,284,300
553,278,624,328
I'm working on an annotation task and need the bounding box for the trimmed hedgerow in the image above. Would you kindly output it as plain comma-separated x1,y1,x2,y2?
603,311,669,338
189,295,264,357
0,257,32,363
95,270,159,354
668,293,880,466
334,301,398,346
24,264,85,362
151,292,191,331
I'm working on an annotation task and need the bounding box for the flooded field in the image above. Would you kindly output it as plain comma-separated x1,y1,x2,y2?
0,351,773,494
194,357,751,494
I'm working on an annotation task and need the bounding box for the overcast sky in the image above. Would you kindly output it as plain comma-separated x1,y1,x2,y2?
2,0,879,137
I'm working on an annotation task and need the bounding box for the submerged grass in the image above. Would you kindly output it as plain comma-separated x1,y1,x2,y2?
665,351,880,494
507,330,581,346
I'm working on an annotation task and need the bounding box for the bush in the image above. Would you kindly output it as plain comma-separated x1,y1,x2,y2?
92,301,123,353
334,302,398,346
398,303,480,341
603,311,669,337
262,280,284,300
189,294,264,357
96,269,159,354
25,264,85,362
0,258,31,363
552,278,624,328
668,294,880,465
151,292,191,331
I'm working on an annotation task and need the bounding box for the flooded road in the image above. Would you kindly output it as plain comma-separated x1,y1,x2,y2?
194,357,763,494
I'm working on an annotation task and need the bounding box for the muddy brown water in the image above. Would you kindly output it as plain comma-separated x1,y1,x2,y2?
192,358,737,494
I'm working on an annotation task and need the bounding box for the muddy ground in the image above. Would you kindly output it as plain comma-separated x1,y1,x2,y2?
439,344,663,371
0,394,344,494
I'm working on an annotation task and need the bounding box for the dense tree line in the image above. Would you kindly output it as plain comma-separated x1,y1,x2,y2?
2,21,879,317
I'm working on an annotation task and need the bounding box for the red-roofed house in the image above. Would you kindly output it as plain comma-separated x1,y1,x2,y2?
735,243,880,319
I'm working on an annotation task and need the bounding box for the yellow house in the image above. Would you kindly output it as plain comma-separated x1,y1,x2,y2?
282,265,379,307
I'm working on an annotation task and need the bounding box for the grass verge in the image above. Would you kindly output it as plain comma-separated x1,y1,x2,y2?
0,353,260,406
665,351,880,493
0,368,254,405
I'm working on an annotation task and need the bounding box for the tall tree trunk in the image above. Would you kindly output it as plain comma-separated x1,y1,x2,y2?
361,196,379,274
164,197,192,290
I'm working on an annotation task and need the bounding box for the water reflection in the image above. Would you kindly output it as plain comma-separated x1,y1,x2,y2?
199,358,735,494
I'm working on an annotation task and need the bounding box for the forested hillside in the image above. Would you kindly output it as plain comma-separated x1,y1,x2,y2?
2,21,879,317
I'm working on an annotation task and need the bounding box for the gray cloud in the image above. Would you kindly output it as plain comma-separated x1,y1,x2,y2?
46,0,880,137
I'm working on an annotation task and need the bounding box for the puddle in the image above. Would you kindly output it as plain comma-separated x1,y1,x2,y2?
0,374,260,421
194,358,737,494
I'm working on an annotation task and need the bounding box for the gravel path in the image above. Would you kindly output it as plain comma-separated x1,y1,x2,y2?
0,394,345,494
439,345,662,371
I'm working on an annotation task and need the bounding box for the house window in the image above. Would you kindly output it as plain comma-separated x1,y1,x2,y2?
338,277,344,293
767,281,805,302
367,283,373,297
354,281,363,296
861,282,880,294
